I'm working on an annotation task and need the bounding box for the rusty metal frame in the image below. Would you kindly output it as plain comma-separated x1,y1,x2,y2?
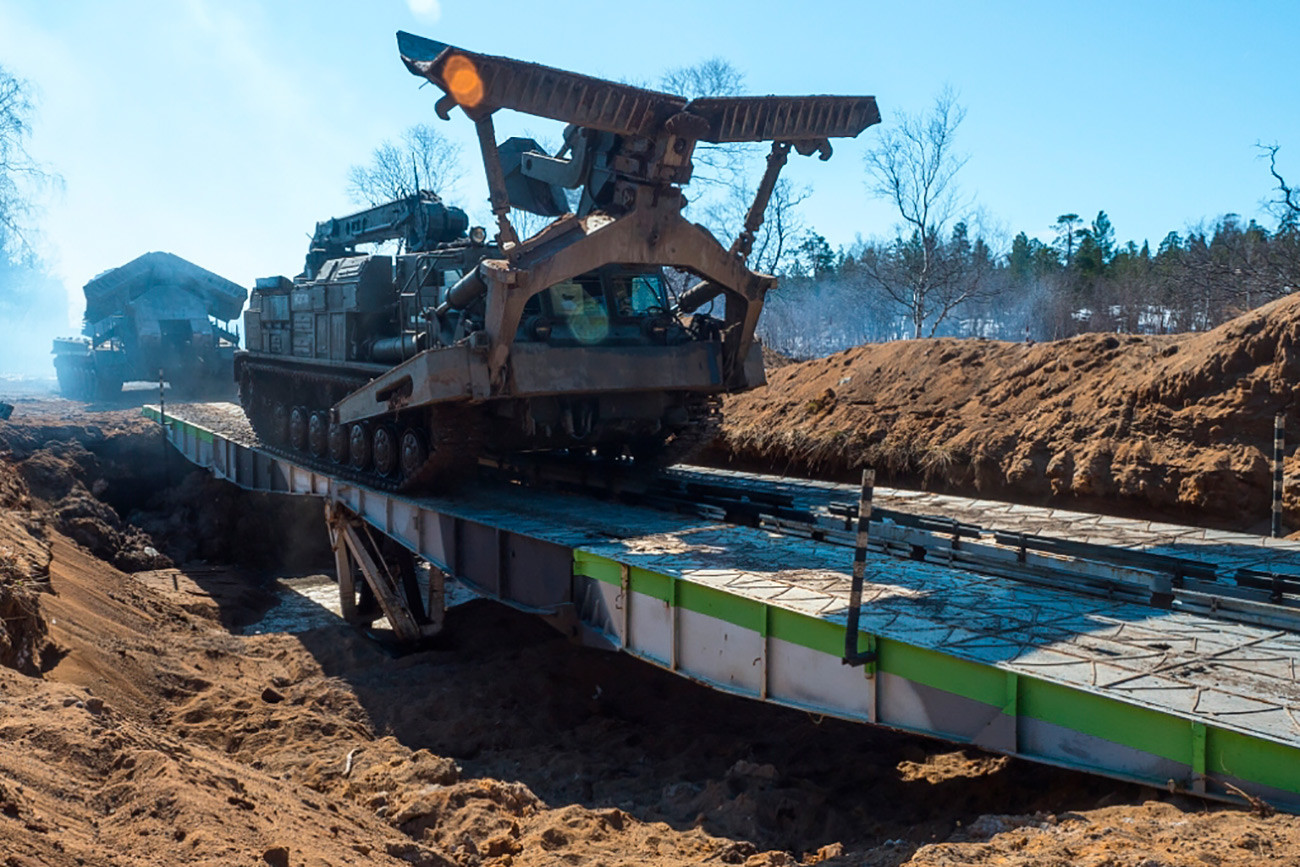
325,500,443,643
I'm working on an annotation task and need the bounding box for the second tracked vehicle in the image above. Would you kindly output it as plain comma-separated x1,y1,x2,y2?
234,32,880,490
55,252,246,400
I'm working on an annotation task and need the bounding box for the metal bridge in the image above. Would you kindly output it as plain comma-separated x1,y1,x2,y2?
147,402,1300,812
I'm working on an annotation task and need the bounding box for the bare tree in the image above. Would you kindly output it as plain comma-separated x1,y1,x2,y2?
658,57,821,272
660,57,749,182
658,58,764,241
0,66,68,375
747,179,811,275
660,57,744,101
1258,142,1299,228
347,123,465,206
863,87,987,337
0,65,58,257
856,225,996,338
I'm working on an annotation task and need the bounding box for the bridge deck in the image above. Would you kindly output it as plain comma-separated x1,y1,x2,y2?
678,466,1300,578
147,402,1300,811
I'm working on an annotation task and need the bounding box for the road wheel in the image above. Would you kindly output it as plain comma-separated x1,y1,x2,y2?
328,421,349,464
399,428,427,481
289,406,309,452
270,402,290,445
349,423,371,470
308,412,328,457
373,425,399,478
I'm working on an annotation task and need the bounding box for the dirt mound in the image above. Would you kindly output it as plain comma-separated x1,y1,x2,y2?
906,801,1294,866
0,399,329,574
18,439,169,571
715,293,1300,532
0,576,48,674
0,532,800,866
1,428,58,674
0,555,416,866
0,400,170,571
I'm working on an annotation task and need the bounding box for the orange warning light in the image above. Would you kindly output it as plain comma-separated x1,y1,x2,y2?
443,54,484,108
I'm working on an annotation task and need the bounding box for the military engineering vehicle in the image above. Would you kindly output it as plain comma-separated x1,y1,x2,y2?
53,252,247,400
234,32,879,490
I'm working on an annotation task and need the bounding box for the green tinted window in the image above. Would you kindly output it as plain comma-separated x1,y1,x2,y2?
609,272,666,317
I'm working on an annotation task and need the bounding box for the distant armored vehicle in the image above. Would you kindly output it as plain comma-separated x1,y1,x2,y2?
234,32,879,489
53,252,247,400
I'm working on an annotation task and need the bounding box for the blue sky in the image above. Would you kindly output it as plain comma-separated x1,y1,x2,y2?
1,0,1297,328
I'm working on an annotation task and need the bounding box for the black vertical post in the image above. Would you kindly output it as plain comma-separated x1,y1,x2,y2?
165,366,175,590
1274,413,1285,538
844,468,877,666
159,368,170,491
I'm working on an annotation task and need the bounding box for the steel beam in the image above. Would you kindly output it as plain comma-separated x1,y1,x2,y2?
144,404,1300,813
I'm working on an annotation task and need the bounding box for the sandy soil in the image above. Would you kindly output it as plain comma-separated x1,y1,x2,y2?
719,295,1300,535
4,400,1300,865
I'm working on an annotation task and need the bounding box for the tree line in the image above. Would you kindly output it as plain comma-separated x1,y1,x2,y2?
760,203,1300,357
759,93,1300,357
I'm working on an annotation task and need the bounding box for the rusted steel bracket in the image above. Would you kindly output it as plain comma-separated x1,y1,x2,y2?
324,501,443,643
474,114,520,251
731,141,791,261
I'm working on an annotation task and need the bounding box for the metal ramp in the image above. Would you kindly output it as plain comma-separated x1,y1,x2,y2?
146,403,1300,812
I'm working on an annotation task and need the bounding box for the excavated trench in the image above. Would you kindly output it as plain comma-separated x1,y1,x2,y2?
5,398,1291,866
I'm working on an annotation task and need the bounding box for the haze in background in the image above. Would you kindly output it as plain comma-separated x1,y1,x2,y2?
0,251,66,379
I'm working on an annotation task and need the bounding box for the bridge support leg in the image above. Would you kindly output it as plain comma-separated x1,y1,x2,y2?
324,500,444,643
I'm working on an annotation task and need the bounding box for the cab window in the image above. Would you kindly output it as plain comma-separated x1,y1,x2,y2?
608,272,667,318
547,278,609,344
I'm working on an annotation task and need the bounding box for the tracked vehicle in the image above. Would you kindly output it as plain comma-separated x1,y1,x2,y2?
54,252,246,400
234,32,879,489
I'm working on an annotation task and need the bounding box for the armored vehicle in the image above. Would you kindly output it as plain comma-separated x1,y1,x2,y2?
53,252,247,400
234,32,879,489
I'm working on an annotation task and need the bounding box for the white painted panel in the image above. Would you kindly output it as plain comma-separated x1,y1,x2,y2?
677,608,764,695
767,637,874,721
392,501,420,551
361,491,386,526
628,592,673,666
588,580,623,643
419,508,451,567
877,671,938,732
1020,718,1183,782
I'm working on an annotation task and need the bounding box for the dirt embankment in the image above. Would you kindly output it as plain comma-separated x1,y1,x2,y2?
4,400,1300,865
720,294,1300,533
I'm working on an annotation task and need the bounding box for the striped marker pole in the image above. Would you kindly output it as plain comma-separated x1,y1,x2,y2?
159,368,168,491
844,468,876,666
1274,414,1285,539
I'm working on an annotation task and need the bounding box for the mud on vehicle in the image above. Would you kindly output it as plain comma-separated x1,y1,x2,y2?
235,32,879,490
